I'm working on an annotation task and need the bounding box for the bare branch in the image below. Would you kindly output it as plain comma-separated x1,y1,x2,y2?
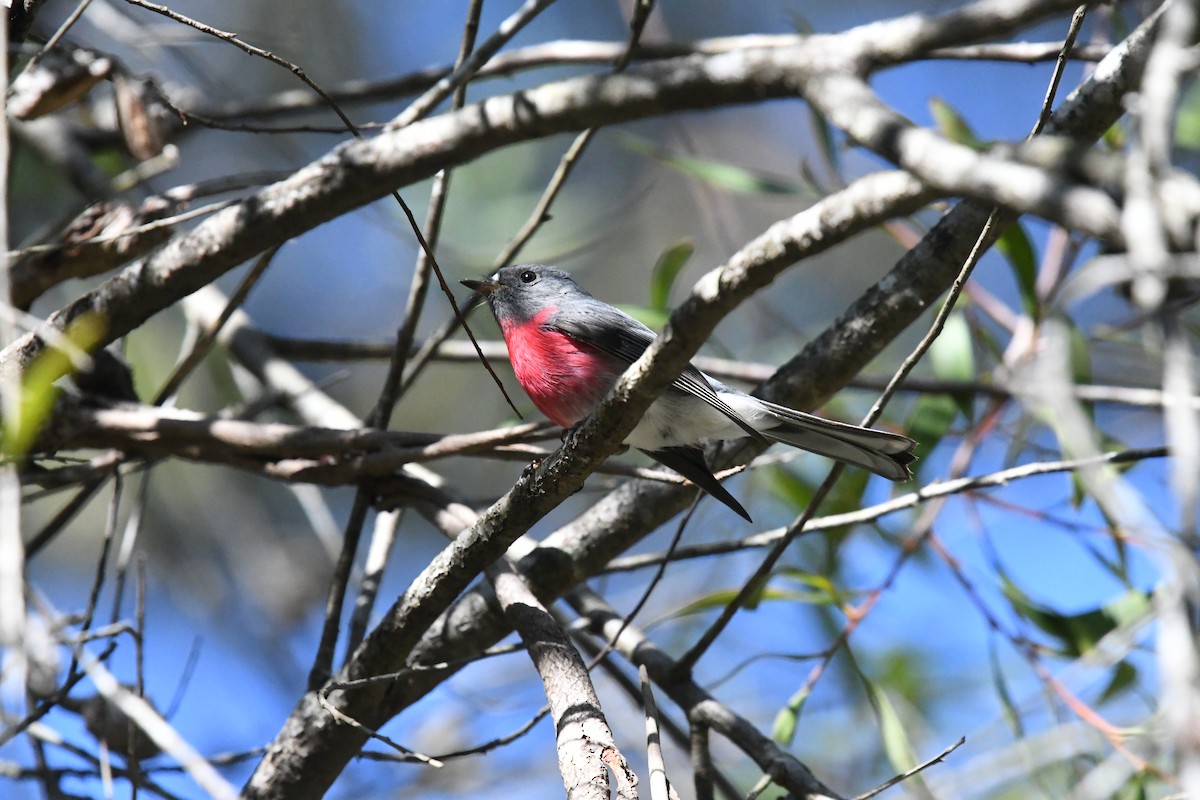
0,0,1087,385
602,447,1169,574
76,651,238,800
197,36,1108,124
276,15,1163,796
492,564,637,799
570,588,841,800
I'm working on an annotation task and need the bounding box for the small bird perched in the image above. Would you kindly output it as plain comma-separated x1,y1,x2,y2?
462,264,916,521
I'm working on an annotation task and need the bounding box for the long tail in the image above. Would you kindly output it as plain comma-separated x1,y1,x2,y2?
757,400,917,481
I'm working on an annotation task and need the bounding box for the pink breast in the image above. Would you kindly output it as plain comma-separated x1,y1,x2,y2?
501,308,619,428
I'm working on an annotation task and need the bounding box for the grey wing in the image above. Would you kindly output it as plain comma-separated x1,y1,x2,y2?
547,304,765,441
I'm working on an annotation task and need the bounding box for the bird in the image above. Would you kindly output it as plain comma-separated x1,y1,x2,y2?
461,264,916,521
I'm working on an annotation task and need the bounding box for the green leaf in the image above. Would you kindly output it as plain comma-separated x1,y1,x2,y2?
3,312,107,456
1001,578,1152,658
930,310,976,421
649,241,693,312
1098,661,1137,704
929,97,987,150
823,464,870,517
931,311,975,382
670,586,817,617
1067,319,1093,385
1102,120,1128,150
996,221,1039,318
765,463,816,509
617,305,668,332
988,640,1023,736
808,105,841,176
775,568,845,606
868,683,918,774
1112,769,1151,800
767,461,869,519
1069,470,1087,510
771,686,809,744
617,134,816,195
1176,82,1200,151
904,393,957,463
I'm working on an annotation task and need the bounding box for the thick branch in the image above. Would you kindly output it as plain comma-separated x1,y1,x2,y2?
491,566,637,800
191,3,1154,797
0,0,1083,385
281,10,1157,796
569,588,839,800
243,168,935,800
197,34,1106,124
41,398,551,478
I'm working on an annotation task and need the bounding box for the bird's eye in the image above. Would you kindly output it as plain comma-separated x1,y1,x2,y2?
518,270,537,284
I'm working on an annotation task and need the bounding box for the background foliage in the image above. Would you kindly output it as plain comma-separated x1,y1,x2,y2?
1,1,1196,799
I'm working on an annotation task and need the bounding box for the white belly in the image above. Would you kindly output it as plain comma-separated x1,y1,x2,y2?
624,390,767,450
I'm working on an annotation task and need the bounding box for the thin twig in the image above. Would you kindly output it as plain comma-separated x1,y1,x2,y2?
77,650,239,800
602,447,1169,573
850,738,967,800
400,0,652,392
677,2,1093,673
153,245,280,405
315,689,444,768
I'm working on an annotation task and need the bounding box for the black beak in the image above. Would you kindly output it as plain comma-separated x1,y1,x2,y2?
460,277,501,294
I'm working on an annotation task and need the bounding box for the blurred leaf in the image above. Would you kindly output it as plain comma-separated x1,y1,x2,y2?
1098,660,1138,704
970,310,1005,364
618,304,668,332
115,73,165,161
1072,529,1134,586
649,241,693,312
824,464,870,516
868,682,918,774
768,459,871,520
1104,588,1154,627
874,649,935,711
1067,320,1093,385
929,97,986,150
785,10,814,35
771,685,809,745
765,463,816,509
904,393,958,463
1068,471,1088,510
1001,578,1152,658
808,105,841,176
1113,769,1150,800
996,222,1039,318
931,311,975,381
617,134,816,195
988,640,1024,736
1002,411,1037,470
931,310,976,421
1102,120,1127,150
775,568,845,606
798,160,828,197
93,148,127,178
671,586,820,617
3,312,106,456
1176,82,1200,151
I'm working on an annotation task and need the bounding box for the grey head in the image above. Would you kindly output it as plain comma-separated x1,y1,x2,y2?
461,264,592,324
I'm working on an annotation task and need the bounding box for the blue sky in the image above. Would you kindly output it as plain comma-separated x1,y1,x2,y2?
9,2,1173,798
